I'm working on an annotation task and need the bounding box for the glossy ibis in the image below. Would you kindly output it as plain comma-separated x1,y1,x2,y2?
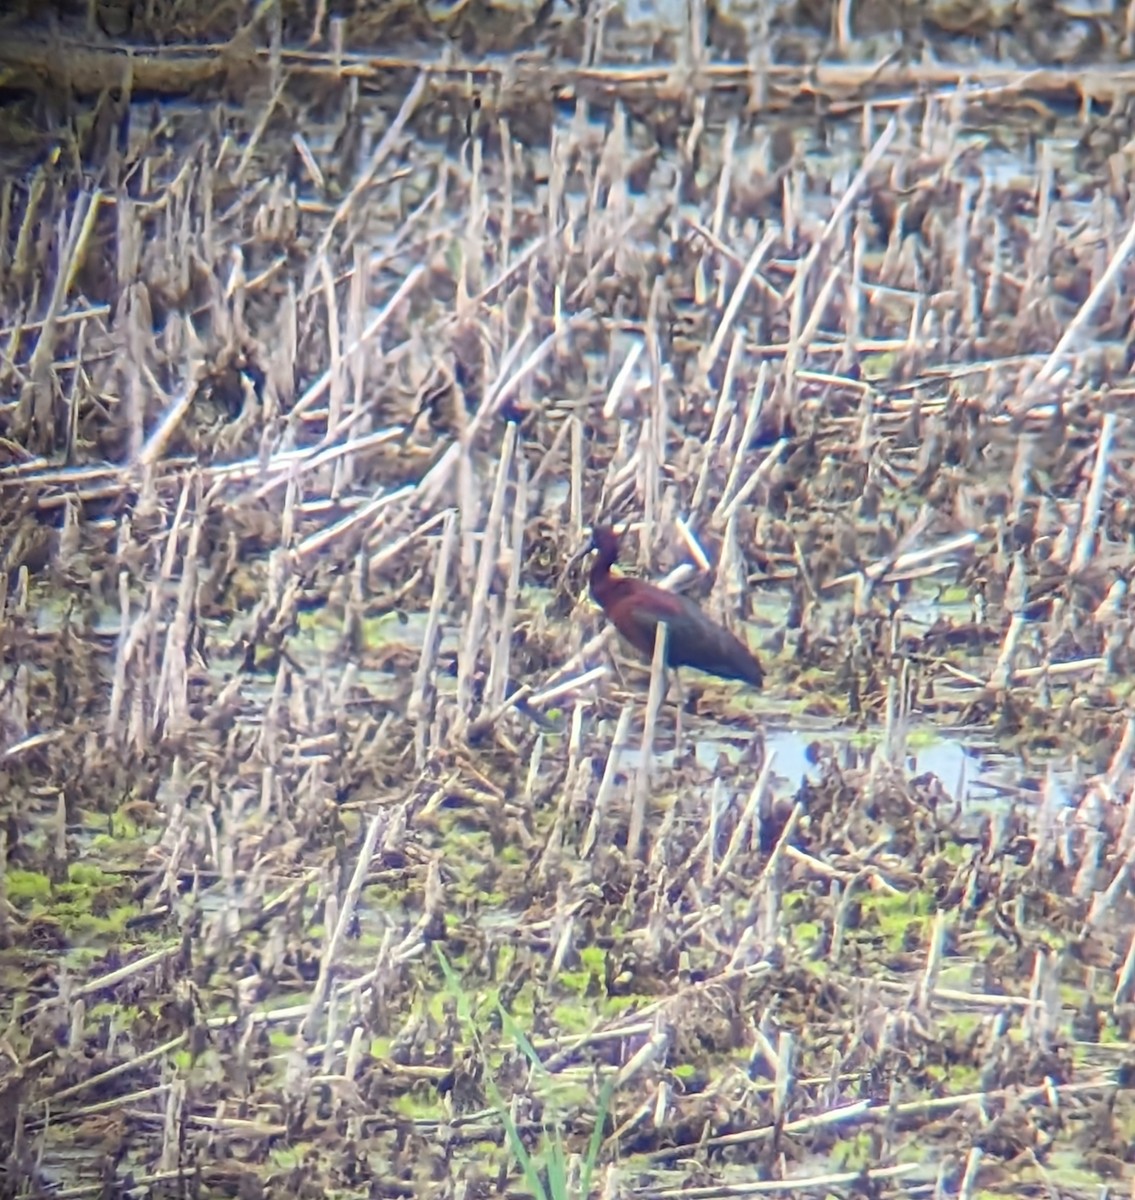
587,526,764,688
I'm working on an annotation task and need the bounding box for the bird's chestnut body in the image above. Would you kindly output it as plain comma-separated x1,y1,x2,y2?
588,526,764,688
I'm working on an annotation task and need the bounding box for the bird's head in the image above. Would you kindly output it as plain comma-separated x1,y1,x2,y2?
589,525,621,565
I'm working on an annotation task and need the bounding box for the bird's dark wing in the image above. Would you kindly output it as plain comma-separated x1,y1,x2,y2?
664,593,764,686
607,582,763,687
617,601,666,659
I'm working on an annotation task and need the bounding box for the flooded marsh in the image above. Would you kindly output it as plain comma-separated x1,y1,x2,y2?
3,2,1135,1198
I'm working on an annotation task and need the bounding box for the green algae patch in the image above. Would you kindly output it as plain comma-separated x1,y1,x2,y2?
100,803,156,845
935,1010,983,1039
496,842,526,866
792,920,824,949
294,606,413,653
923,1059,982,1093
938,841,970,866
52,904,135,941
602,993,651,1016
832,1130,876,1170
858,887,936,950
362,881,409,914
904,728,943,750
293,609,341,654
66,864,117,887
268,1143,323,1171
2,864,136,943
556,945,606,997
267,1027,295,1051
390,1089,445,1121
861,351,899,378
5,870,52,906
552,1004,595,1035
171,1046,196,1071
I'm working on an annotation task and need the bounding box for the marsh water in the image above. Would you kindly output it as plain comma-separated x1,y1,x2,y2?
3,3,1135,1197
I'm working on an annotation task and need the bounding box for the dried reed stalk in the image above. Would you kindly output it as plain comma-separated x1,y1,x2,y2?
629,625,669,862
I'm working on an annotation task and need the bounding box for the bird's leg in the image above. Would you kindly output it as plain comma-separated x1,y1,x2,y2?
672,669,684,759
608,646,630,692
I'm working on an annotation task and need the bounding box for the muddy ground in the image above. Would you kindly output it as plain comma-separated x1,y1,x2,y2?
1,1,1135,1197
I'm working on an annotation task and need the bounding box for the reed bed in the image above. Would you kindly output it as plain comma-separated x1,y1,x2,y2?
1,6,1135,1198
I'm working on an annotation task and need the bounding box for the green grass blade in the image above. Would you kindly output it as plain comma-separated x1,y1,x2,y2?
498,1002,545,1073
435,946,549,1200
544,1137,568,1200
578,1074,616,1200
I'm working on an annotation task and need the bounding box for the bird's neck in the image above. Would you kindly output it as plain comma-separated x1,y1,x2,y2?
589,559,620,606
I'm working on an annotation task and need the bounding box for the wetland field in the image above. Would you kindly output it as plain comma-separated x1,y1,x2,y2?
4,1,1135,1196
